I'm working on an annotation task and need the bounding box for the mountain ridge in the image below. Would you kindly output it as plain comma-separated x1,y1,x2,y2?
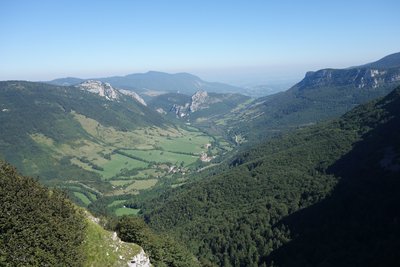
47,71,243,95
355,51,400,69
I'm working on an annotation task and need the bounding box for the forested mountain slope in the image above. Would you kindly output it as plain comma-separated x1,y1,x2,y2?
0,81,166,185
140,86,400,266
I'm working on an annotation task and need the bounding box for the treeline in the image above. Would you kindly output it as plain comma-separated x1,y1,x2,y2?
0,161,87,266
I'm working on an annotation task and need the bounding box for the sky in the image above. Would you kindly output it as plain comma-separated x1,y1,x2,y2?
1,0,400,86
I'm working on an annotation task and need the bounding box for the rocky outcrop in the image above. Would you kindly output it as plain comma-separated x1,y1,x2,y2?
76,80,120,100
76,80,147,106
190,90,209,112
168,90,226,118
298,67,400,90
127,249,151,267
85,212,151,267
119,89,147,106
170,103,190,118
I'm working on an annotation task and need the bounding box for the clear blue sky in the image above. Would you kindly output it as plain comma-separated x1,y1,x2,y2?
1,0,399,85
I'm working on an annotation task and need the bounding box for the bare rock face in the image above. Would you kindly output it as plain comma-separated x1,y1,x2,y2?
190,90,209,112
168,90,223,118
127,249,151,267
299,68,400,90
171,103,190,118
76,80,147,106
76,80,120,100
119,89,147,106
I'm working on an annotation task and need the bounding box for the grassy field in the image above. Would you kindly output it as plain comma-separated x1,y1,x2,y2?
115,208,140,216
87,191,97,201
126,179,158,191
109,180,134,187
73,192,92,206
121,149,198,166
108,200,127,208
157,134,212,154
134,169,161,179
100,154,148,179
107,179,159,196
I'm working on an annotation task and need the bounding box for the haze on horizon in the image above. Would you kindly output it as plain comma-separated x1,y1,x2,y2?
0,0,399,86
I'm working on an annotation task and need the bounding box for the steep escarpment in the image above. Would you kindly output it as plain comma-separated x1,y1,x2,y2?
298,67,400,90
223,52,400,142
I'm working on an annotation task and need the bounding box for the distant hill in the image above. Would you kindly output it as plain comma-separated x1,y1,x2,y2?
48,71,243,95
223,52,400,142
356,51,400,69
49,77,85,86
140,86,400,266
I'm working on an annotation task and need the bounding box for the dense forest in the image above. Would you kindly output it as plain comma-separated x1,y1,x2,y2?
138,86,400,266
0,161,87,266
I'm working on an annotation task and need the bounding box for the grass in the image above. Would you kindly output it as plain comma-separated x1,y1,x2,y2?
157,134,212,154
87,191,97,201
100,154,148,179
108,179,159,196
110,180,134,187
108,200,127,208
134,169,160,178
115,208,140,216
84,213,142,267
122,149,199,166
125,179,158,191
73,192,91,206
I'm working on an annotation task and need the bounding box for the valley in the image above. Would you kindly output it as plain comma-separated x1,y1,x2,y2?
32,110,231,210
0,80,235,217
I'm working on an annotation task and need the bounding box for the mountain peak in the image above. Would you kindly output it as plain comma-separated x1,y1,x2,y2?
190,90,209,112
